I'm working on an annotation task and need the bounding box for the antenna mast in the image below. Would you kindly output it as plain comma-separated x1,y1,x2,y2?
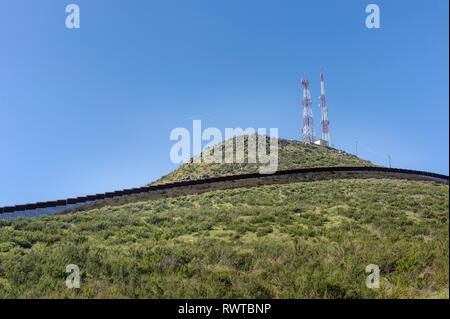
319,68,330,145
301,76,315,143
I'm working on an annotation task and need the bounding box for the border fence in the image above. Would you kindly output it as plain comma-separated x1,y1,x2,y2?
1,166,448,216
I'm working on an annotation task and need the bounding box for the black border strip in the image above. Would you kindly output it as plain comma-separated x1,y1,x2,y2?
1,166,448,214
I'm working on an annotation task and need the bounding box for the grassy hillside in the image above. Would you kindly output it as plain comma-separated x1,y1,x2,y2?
152,136,376,184
0,179,447,298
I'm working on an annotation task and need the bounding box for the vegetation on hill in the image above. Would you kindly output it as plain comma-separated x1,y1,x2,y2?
152,136,376,184
0,179,447,298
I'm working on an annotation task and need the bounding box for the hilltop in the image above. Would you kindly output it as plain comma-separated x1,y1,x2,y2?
153,135,375,184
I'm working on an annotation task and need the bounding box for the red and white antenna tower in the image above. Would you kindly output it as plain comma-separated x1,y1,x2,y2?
319,68,330,145
301,76,315,143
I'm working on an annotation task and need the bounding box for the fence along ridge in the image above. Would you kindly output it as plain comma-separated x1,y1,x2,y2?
1,166,448,214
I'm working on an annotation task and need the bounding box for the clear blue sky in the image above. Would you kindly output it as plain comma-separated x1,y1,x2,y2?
0,0,448,206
